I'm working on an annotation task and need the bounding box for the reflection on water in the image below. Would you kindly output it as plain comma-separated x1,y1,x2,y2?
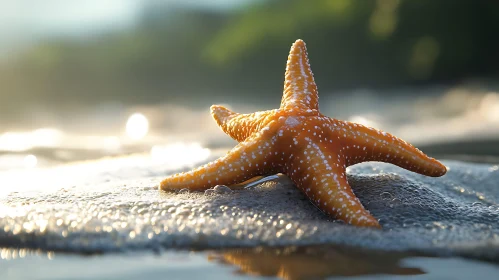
2,247,499,280
0,128,63,152
0,248,54,260
151,143,211,166
210,246,425,280
1,85,499,172
478,92,499,123
389,88,499,145
0,143,218,197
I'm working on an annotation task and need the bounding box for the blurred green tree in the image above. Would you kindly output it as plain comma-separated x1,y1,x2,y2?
0,0,497,115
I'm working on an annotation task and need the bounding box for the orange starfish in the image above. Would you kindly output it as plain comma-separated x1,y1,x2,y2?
160,39,447,228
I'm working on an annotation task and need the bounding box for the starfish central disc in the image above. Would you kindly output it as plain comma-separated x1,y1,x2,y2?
160,39,447,228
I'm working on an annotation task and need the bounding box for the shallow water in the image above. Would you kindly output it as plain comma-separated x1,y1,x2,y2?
2,247,499,280
1,154,499,262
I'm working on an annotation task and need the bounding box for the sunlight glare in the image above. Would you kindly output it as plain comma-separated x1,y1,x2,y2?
103,136,121,150
348,115,379,128
126,113,149,140
479,92,499,123
151,143,211,167
23,155,37,168
0,128,62,152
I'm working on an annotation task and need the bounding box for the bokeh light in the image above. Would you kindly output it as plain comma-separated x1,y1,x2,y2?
126,113,149,140
0,1,497,170
23,154,38,168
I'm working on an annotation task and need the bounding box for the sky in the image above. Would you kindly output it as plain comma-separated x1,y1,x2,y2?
0,0,255,54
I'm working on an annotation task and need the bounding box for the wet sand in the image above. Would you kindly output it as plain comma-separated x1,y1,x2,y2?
2,141,499,279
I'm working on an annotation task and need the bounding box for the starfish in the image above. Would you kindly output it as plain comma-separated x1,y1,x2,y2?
160,39,447,228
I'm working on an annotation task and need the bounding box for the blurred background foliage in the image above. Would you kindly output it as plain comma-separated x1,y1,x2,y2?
1,0,498,115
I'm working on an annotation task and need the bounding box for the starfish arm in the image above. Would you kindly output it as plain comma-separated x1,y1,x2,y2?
211,105,276,142
159,39,448,229
160,129,277,191
284,141,380,228
280,39,319,111
337,121,447,177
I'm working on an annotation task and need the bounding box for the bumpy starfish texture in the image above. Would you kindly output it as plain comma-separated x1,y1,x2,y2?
160,39,447,228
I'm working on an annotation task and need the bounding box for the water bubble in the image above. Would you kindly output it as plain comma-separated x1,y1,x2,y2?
204,189,215,196
392,198,401,204
213,185,232,194
380,191,393,200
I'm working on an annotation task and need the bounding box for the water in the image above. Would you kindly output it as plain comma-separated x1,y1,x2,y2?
1,154,498,262
2,247,499,280
2,84,499,278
